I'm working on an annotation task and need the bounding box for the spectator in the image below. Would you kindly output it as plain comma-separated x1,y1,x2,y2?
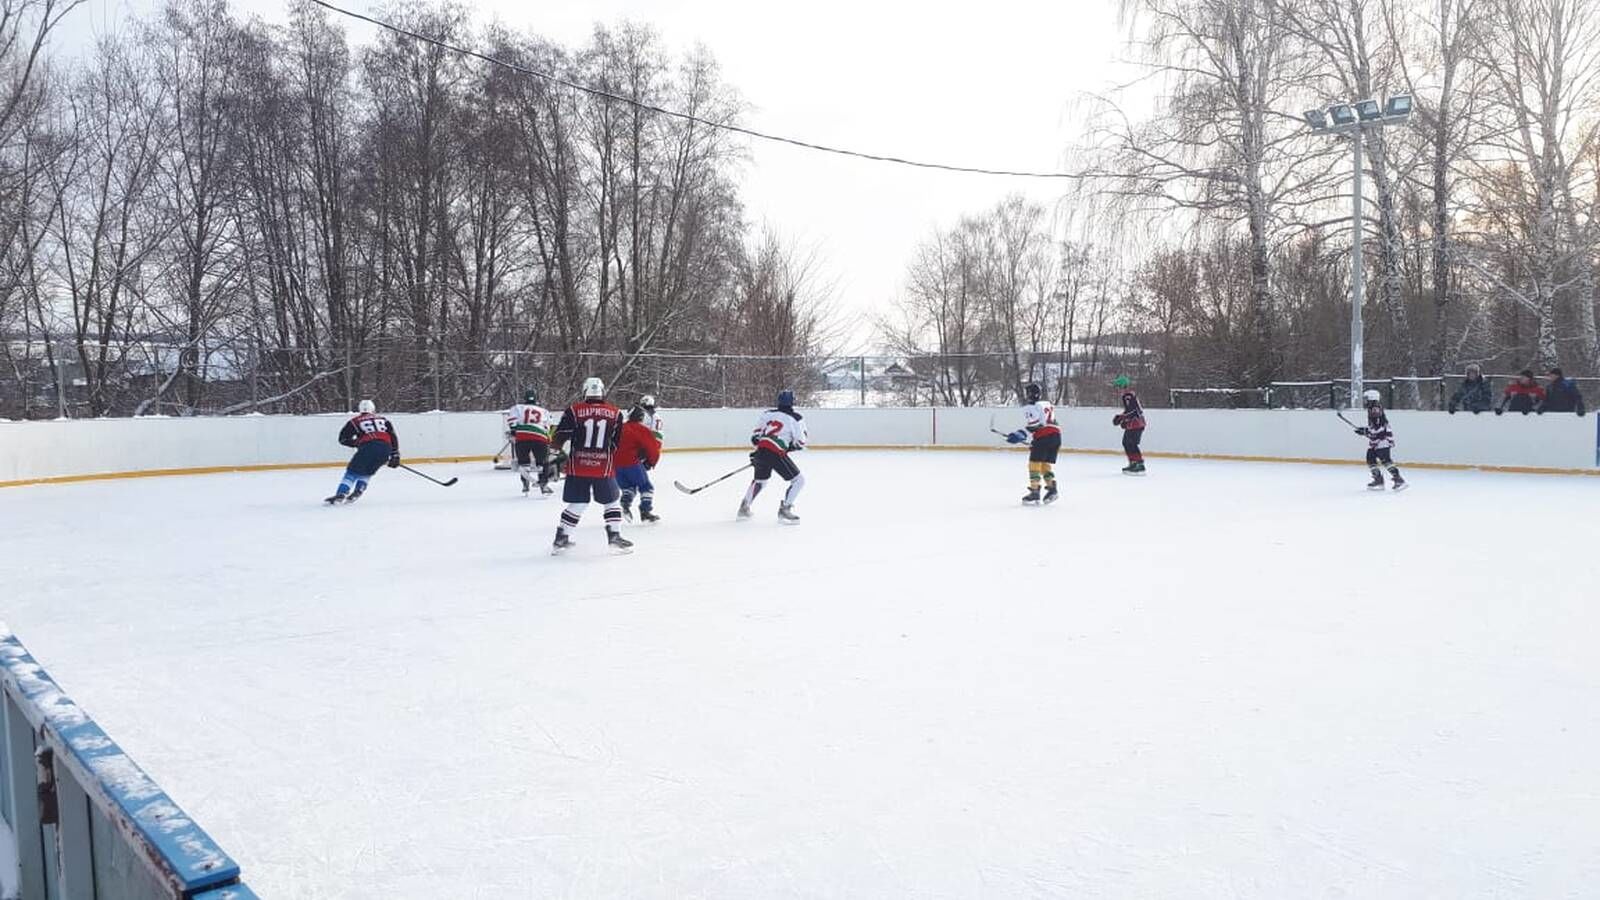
1538,367,1587,415
1496,369,1546,415
1447,364,1493,414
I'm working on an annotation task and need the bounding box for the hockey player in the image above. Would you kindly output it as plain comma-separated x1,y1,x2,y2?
325,400,399,504
615,406,663,522
637,394,665,442
504,388,557,496
1004,382,1061,504
1110,375,1147,475
550,377,631,552
1353,389,1408,492
739,389,807,522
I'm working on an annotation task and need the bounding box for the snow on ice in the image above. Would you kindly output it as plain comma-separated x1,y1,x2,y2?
2,450,1597,897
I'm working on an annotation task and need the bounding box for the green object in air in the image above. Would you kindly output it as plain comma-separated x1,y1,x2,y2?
1112,375,1131,389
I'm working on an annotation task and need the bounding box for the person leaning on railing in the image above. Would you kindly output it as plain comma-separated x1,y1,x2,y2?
1496,370,1546,415
1537,368,1587,416
1447,364,1493,414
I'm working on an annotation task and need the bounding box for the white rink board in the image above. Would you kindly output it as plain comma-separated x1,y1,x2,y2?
1,406,1595,484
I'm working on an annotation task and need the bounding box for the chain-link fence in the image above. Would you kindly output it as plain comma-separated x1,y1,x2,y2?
0,342,1155,419
1171,376,1600,411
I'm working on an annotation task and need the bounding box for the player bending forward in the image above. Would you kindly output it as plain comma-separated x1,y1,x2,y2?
326,400,400,504
1005,383,1061,504
505,388,556,496
1354,389,1408,492
616,406,663,522
1111,375,1147,475
739,389,807,522
550,377,632,553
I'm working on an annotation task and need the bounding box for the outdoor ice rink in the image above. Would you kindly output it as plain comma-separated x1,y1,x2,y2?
3,449,1598,898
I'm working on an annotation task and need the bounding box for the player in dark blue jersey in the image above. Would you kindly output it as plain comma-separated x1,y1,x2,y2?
325,400,400,504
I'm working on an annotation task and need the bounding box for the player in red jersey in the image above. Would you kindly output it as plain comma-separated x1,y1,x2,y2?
615,406,663,522
325,399,400,505
1110,375,1146,475
549,377,631,553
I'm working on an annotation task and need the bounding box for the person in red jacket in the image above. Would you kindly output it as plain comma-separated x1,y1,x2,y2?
1110,375,1146,475
1497,369,1546,415
615,406,663,522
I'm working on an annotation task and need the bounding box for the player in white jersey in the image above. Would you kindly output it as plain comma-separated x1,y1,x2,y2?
1003,382,1062,504
637,394,664,443
738,389,807,522
504,388,557,495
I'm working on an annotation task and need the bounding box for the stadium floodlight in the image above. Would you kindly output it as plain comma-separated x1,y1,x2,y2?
1307,95,1415,408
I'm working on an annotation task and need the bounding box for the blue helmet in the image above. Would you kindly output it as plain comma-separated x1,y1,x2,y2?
776,389,795,409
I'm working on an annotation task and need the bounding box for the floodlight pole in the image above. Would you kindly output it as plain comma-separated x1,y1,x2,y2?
1350,125,1364,409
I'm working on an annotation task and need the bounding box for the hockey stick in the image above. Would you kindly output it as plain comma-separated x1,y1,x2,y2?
673,463,752,495
399,463,459,487
988,413,1010,438
491,437,511,463
1334,409,1360,429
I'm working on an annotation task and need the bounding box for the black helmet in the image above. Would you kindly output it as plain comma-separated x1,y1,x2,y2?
1024,383,1042,403
522,387,538,405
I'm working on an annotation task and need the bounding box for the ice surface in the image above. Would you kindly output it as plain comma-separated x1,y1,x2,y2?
2,451,1598,898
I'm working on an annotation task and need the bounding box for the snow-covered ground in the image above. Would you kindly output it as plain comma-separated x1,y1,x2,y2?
3,451,1598,898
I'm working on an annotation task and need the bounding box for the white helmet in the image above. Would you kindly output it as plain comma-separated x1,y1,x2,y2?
357,399,376,414
1362,389,1381,404
639,394,657,410
582,376,605,399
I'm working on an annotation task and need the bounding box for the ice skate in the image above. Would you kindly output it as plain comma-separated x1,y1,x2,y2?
607,532,634,552
539,482,553,495
737,502,752,520
1043,484,1059,504
777,503,800,523
639,509,660,523
1022,487,1041,505
1367,470,1386,491
1391,473,1408,492
323,493,344,505
1123,461,1146,475
345,484,365,504
551,532,573,555
621,502,634,522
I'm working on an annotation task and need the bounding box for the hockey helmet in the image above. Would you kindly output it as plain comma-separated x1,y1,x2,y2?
1024,383,1042,403
639,394,657,411
776,389,796,409
582,377,605,399
357,399,376,414
523,387,539,405
1362,389,1381,405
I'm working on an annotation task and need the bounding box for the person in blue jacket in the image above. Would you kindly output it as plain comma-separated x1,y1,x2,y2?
1537,368,1587,415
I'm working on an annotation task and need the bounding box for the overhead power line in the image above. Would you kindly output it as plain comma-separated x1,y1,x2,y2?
307,0,1084,180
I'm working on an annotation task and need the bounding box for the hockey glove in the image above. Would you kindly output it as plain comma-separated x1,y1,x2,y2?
1447,407,1456,414
749,450,759,465
1112,414,1124,426
1005,430,1028,445
1354,427,1369,436
387,453,400,468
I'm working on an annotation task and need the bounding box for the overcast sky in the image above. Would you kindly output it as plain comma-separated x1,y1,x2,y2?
60,0,1135,350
